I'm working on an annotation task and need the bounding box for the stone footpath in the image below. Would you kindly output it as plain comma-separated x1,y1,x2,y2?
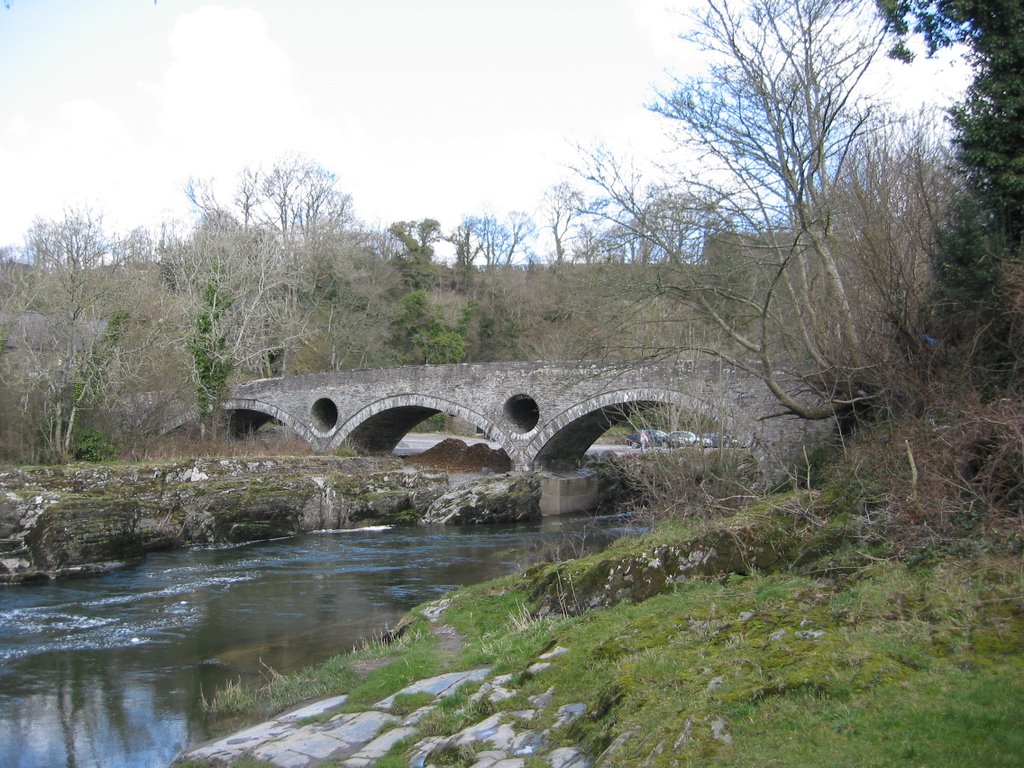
181,646,591,768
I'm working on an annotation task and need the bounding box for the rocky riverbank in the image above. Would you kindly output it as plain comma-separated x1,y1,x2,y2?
0,456,546,583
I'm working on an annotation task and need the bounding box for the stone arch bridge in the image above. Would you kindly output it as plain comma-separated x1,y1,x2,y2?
216,360,830,474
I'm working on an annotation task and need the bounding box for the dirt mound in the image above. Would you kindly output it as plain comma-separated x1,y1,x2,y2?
405,438,512,473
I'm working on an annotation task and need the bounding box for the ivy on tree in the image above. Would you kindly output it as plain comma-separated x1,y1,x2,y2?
190,279,232,427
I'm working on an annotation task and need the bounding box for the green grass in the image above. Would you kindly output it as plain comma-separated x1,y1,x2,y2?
511,559,1023,766
334,628,444,711
386,692,437,716
721,666,1024,767
404,551,1022,767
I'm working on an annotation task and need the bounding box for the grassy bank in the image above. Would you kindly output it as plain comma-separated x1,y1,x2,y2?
184,490,1024,767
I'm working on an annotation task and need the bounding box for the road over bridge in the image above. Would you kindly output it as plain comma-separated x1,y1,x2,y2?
220,360,832,475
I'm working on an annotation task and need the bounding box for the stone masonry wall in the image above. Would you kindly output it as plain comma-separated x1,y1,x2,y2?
225,360,834,477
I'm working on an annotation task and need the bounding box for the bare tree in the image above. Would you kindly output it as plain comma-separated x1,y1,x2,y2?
234,167,261,229
113,226,159,264
0,209,178,461
538,182,584,265
568,221,617,264
462,211,537,268
188,155,355,240
16,210,119,459
586,0,891,421
832,113,957,380
182,156,362,378
503,211,537,265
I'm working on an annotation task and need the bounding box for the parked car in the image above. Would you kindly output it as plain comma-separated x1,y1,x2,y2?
625,429,669,448
699,432,738,448
667,430,699,447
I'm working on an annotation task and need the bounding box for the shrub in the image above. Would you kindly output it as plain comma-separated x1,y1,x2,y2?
74,429,120,462
820,392,1024,555
611,447,760,522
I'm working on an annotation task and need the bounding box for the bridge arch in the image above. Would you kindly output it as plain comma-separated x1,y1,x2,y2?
526,388,741,470
221,397,321,447
328,394,518,463
160,408,198,437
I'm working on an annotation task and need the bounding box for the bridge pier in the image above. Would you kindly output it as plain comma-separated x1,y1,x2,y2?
538,470,600,516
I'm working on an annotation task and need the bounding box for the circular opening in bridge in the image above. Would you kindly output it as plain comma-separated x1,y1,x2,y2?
503,394,540,433
311,398,339,432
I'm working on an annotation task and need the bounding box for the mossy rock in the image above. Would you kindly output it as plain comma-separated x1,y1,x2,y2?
4,457,450,580
25,495,175,569
526,499,856,615
198,484,308,542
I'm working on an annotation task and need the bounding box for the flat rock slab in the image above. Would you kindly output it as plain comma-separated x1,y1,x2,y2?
185,720,295,761
342,725,418,767
453,713,518,750
376,667,491,710
181,668,491,767
253,729,350,764
280,694,349,722
179,657,598,767
324,711,399,744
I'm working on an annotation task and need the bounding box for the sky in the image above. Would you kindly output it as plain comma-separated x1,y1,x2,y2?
0,0,971,250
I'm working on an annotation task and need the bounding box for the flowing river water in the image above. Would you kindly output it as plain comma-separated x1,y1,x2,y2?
0,514,628,768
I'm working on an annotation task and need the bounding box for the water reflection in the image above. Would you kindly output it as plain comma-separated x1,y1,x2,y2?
0,515,629,768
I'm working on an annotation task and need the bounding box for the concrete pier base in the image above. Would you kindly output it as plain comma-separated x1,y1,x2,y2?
539,470,600,516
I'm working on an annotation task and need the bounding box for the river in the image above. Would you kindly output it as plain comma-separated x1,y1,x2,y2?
0,514,628,768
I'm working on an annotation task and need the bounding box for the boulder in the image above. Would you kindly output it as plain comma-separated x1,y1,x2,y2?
423,474,542,524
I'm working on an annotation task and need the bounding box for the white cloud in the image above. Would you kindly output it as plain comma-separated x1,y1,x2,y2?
875,45,972,114
160,6,302,176
0,98,143,242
